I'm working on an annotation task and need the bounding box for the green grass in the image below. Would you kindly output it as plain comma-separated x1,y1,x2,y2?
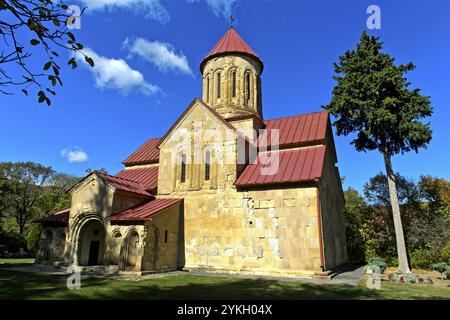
0,260,448,300
0,258,35,265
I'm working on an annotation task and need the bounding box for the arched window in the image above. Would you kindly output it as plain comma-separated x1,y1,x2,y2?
231,71,237,98
180,154,187,183
205,151,211,181
206,76,210,102
45,230,53,241
217,72,221,99
245,72,251,105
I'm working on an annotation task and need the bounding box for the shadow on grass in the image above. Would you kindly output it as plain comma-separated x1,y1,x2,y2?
0,270,448,300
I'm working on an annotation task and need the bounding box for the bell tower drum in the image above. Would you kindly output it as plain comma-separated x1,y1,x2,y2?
200,27,264,120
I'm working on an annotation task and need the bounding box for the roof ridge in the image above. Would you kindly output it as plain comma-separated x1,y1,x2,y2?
96,171,145,186
265,110,329,123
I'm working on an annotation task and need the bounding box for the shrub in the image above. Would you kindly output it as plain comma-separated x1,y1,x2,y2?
368,257,387,273
25,224,42,254
432,262,450,279
410,248,434,269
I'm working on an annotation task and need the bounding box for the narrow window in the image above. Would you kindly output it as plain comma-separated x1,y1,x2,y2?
245,72,251,105
217,72,221,99
180,154,187,183
205,151,211,181
232,71,237,97
164,230,168,243
206,77,210,102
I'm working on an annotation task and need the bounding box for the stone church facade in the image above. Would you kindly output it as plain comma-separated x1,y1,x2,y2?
37,27,347,278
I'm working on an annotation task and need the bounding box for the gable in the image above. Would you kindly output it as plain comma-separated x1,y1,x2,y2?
157,97,238,150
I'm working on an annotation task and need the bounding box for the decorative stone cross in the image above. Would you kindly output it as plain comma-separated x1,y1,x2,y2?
366,265,381,290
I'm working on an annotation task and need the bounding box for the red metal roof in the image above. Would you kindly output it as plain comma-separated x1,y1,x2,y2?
115,166,159,191
122,137,160,166
96,172,151,197
38,208,70,226
257,111,329,149
234,146,326,187
201,27,263,72
106,198,183,221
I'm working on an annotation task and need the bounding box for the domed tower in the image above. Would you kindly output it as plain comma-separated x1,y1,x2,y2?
200,27,264,120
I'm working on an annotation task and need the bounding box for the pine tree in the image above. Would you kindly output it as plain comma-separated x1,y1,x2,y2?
325,32,433,274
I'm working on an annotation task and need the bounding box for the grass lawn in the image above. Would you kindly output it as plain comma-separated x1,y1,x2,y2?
0,258,35,265
0,259,448,300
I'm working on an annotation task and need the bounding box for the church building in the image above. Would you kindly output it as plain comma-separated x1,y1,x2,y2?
37,27,347,278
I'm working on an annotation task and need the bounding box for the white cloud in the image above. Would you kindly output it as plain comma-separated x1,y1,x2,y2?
75,47,160,96
187,0,239,19
61,148,89,163
79,0,170,23
124,38,193,76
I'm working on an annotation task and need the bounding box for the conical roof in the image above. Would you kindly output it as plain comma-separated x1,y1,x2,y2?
200,27,263,72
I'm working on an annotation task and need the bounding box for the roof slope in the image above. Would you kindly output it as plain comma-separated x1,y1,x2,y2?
38,208,70,226
235,146,326,188
201,27,263,72
106,198,183,221
115,167,159,191
122,137,160,166
257,111,329,149
95,172,151,197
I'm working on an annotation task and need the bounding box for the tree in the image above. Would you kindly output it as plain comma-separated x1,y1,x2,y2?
324,32,433,273
343,187,367,263
0,0,93,104
419,175,450,219
0,162,54,234
37,172,78,216
0,170,11,217
85,168,108,175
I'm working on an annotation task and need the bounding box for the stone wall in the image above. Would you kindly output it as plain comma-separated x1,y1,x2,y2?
318,132,348,270
143,203,182,272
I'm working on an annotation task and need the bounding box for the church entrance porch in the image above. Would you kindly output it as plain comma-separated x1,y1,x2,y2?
77,219,106,266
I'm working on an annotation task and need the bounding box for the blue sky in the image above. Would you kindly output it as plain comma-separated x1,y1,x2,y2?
1,0,449,192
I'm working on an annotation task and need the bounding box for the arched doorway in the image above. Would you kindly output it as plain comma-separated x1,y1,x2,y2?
120,230,140,271
77,220,106,266
44,229,53,260
54,230,66,259
110,230,122,265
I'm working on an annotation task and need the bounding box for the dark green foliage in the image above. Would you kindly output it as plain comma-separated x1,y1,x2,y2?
432,262,450,280
343,188,367,263
25,223,42,254
0,161,78,253
324,31,433,156
368,257,387,273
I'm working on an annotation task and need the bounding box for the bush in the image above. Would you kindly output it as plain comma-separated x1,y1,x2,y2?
410,248,434,269
25,223,42,254
368,257,387,273
432,262,450,279
445,269,450,280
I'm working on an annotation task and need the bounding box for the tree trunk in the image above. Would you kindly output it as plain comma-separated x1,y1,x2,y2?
383,152,411,274
19,223,25,235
